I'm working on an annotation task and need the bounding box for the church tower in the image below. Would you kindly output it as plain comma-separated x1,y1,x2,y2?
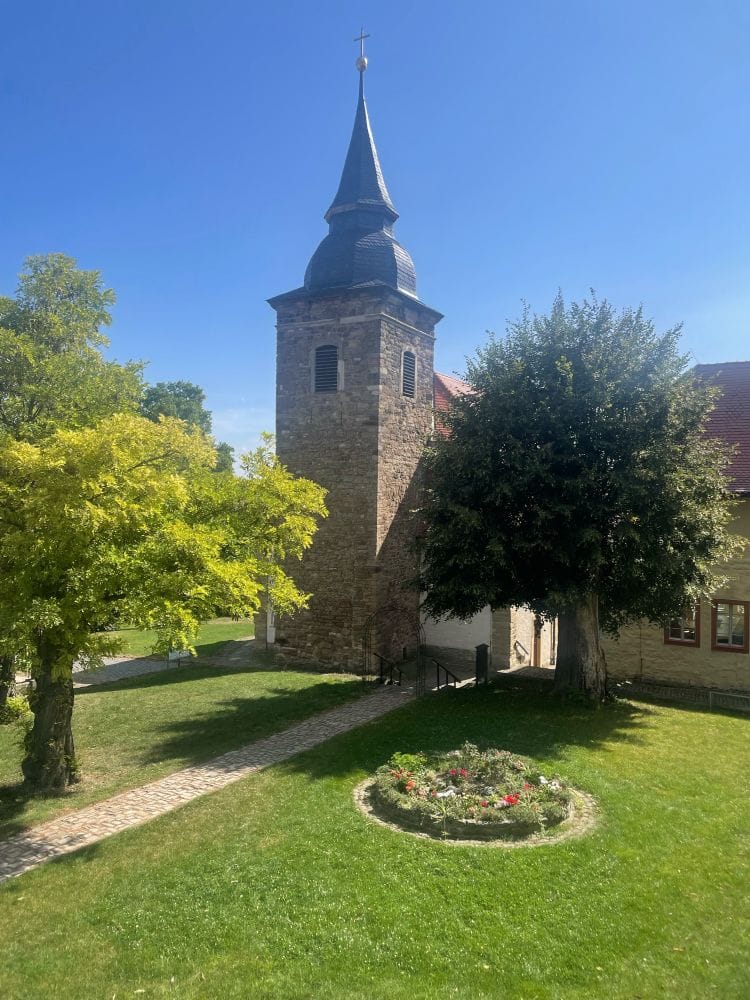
262,47,442,669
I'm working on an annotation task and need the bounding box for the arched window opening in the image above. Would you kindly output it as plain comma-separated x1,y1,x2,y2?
402,350,416,398
314,344,339,393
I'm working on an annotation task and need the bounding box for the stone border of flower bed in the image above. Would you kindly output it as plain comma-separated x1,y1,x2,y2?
353,778,598,848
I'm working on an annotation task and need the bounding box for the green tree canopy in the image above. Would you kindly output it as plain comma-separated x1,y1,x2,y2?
419,294,743,699
141,380,236,471
0,416,326,790
141,380,212,434
0,253,144,709
0,254,143,441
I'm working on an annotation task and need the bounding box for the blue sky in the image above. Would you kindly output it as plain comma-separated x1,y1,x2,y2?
2,1,748,456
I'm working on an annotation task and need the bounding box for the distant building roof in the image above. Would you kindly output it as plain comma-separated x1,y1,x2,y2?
694,361,750,494
433,371,473,436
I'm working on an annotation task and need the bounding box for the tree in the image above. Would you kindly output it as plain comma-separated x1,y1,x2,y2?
0,254,143,710
419,295,743,700
0,254,142,442
141,380,235,471
0,416,326,790
141,380,212,433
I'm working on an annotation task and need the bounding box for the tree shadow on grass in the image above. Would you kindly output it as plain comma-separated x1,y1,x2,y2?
278,678,662,785
136,679,367,769
0,674,365,841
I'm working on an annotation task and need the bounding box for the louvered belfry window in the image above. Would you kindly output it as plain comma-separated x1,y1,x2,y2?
402,351,416,398
314,344,338,393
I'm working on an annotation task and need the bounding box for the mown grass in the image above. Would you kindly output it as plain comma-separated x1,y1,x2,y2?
100,617,254,659
1,681,748,999
0,651,363,838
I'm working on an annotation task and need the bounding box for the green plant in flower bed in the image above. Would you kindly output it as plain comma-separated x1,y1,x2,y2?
369,743,573,840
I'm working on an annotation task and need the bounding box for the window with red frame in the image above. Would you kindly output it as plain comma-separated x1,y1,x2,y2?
711,600,749,653
664,604,700,646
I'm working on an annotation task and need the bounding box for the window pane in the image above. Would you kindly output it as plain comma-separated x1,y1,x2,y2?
731,605,745,646
667,605,697,642
715,603,731,644
668,620,684,640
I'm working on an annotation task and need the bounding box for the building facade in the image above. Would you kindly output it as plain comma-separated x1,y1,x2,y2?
255,59,442,669
603,362,750,691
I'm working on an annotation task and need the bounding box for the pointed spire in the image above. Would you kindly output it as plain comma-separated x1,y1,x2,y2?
324,46,398,225
303,38,417,298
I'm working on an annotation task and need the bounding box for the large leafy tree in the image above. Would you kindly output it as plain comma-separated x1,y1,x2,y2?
0,253,142,441
0,416,326,791
141,380,212,433
141,380,235,471
419,295,743,700
0,254,143,708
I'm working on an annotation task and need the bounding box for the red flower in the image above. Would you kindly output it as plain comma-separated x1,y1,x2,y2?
459,768,469,778
449,769,458,776
503,794,520,806
405,780,416,791
481,801,488,808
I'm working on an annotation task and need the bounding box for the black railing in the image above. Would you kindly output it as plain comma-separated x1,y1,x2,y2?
372,652,404,687
432,658,460,690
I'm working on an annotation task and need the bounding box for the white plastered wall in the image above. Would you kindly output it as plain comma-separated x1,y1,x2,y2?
422,605,492,651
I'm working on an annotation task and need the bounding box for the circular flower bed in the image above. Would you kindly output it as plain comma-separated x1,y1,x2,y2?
367,743,574,842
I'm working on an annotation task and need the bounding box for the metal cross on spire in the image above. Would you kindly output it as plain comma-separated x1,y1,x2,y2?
354,27,370,72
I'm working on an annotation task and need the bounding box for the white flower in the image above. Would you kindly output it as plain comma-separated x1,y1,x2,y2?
549,781,560,790
437,788,456,798
539,776,548,785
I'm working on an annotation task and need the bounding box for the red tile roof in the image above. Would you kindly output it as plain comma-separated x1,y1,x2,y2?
433,364,750,493
694,362,750,494
433,372,473,436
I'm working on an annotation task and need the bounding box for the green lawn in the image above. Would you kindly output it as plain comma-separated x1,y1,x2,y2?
101,617,254,659
1,681,748,999
0,654,363,838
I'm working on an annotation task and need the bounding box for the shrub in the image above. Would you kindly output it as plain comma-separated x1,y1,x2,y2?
0,694,33,727
369,743,572,840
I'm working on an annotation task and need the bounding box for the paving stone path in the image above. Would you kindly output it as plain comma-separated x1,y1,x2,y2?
0,684,414,885
72,637,256,688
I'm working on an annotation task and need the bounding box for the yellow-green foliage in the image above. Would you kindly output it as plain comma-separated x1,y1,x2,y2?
0,415,326,680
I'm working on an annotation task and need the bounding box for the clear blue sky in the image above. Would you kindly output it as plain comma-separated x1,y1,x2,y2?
2,1,748,455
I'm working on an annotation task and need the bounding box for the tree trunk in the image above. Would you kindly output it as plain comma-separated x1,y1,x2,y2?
554,593,607,701
0,654,14,712
22,665,78,792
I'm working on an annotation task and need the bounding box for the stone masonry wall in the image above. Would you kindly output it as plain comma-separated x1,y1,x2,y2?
269,286,439,670
602,499,750,690
373,303,435,661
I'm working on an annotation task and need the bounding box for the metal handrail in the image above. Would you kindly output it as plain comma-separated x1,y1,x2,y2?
431,657,460,689
372,652,403,687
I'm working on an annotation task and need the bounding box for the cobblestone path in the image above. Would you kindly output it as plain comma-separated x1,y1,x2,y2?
72,637,256,688
0,684,414,885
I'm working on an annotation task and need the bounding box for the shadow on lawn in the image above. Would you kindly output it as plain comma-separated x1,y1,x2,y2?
136,679,366,768
279,677,660,783
74,649,283,696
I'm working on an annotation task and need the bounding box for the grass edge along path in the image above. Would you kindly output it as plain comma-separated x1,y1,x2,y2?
0,650,367,838
0,683,747,999
0,685,413,883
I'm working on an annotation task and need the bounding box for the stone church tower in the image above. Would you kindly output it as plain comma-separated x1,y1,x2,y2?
261,55,442,670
